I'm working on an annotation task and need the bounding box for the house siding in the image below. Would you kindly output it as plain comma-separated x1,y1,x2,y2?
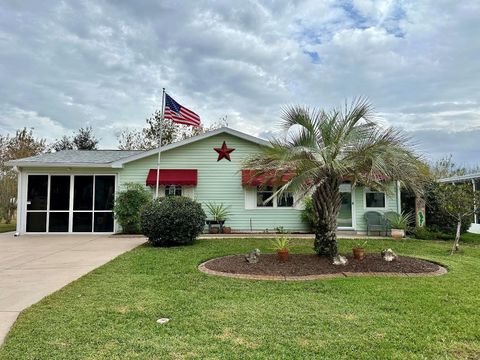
119,133,309,232
353,183,399,232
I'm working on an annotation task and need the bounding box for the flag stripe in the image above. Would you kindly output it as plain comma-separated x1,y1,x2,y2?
163,93,201,127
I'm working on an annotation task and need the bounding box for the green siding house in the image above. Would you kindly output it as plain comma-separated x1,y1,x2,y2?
8,127,401,235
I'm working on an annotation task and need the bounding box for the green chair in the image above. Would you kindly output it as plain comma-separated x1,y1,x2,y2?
383,211,398,235
364,211,387,236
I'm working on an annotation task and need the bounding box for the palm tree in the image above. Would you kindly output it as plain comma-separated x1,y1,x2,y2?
243,99,428,258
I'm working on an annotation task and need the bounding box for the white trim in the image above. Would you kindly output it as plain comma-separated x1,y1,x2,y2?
363,187,387,210
111,127,270,167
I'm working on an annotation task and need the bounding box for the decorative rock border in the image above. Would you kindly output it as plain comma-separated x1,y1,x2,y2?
198,257,448,281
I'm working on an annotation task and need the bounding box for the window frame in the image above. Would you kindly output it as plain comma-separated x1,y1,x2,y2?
164,185,182,197
364,187,387,209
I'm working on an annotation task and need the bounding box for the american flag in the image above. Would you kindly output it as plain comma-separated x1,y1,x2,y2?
164,93,201,127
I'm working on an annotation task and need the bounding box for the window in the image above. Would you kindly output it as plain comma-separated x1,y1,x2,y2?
365,189,386,208
165,185,182,197
255,186,294,208
257,186,274,207
277,192,294,207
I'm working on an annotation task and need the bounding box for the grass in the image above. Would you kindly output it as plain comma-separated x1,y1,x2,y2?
1,238,480,359
0,221,15,233
461,231,480,244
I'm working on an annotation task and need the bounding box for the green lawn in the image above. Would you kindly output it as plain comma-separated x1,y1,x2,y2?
0,221,15,233
1,238,480,359
461,231,480,244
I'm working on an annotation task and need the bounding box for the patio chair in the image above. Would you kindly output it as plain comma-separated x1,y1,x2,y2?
364,211,388,236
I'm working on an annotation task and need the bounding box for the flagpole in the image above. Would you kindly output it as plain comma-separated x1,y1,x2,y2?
155,88,166,199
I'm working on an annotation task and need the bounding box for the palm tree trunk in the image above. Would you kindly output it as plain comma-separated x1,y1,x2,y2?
312,177,341,258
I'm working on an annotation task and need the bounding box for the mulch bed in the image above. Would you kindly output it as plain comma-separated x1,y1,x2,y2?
202,254,442,277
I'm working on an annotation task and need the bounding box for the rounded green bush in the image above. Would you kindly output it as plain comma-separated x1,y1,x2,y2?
140,196,206,246
114,183,152,234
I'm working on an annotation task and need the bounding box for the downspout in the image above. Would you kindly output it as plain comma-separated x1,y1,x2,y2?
396,180,401,213
12,166,21,236
473,179,477,225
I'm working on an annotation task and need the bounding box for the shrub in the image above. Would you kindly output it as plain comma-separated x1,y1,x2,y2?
425,182,470,234
114,183,152,234
140,196,206,246
411,227,454,241
300,196,316,231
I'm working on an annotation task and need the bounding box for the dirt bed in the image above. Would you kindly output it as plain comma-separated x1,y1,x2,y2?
203,254,442,277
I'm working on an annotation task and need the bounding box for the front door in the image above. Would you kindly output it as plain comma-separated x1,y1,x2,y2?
338,183,354,229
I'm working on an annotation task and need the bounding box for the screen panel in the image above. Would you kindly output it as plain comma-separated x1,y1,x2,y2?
26,212,47,232
94,212,114,232
27,175,48,210
74,176,93,210
94,176,115,210
48,212,69,232
50,176,70,210
73,212,92,232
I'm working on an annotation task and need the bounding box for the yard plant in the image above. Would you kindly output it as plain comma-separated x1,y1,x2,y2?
114,183,152,234
140,196,206,246
244,99,428,258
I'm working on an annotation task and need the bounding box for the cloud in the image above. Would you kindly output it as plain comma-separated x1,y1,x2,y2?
0,0,479,164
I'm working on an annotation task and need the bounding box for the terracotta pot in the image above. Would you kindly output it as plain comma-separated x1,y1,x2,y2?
277,249,289,262
391,228,405,239
352,247,365,261
222,227,232,234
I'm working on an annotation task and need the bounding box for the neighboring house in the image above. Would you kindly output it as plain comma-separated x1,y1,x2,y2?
438,173,480,234
7,127,401,235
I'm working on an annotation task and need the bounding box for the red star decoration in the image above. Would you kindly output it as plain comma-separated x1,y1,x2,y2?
214,141,235,161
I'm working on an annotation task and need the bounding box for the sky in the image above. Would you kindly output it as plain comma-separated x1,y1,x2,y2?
0,0,479,166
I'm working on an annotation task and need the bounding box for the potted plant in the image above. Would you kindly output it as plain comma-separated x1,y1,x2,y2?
205,202,231,233
352,240,367,260
271,236,290,262
386,211,413,239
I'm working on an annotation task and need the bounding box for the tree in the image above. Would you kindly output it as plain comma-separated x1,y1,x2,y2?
432,183,480,254
118,111,225,150
51,126,99,151
0,128,46,223
243,99,428,258
52,135,74,151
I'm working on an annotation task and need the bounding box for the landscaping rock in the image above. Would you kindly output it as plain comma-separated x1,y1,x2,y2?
156,318,170,325
332,255,348,266
245,249,261,264
381,249,398,262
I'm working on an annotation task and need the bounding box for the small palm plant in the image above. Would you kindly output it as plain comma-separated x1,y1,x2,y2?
205,202,231,221
271,236,290,250
271,236,290,262
386,211,414,230
243,98,428,258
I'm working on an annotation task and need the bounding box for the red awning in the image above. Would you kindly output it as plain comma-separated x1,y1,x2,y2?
146,169,197,186
242,169,294,186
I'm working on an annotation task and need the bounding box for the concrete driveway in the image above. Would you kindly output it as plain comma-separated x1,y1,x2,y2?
0,233,145,344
